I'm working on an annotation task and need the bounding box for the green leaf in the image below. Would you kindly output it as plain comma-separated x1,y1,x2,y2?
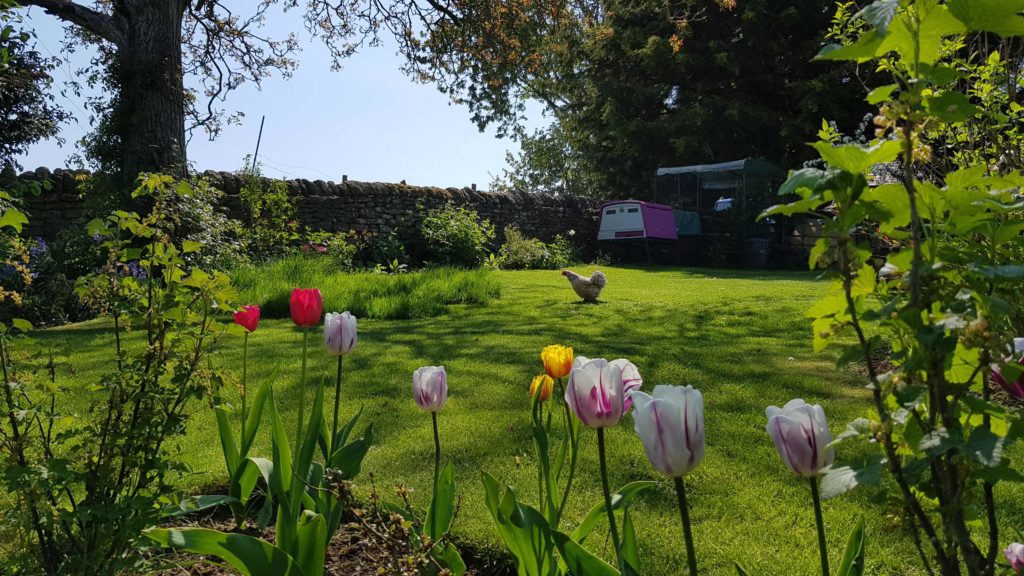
552,531,621,576
572,481,657,543
947,0,1024,37
735,562,752,576
836,516,866,576
480,472,557,576
812,141,902,175
330,424,373,480
778,167,836,198
816,31,884,63
162,495,241,517
621,508,642,575
856,0,900,33
11,318,31,333
144,527,302,576
426,459,456,541
0,208,28,232
216,406,240,476
924,92,979,123
182,240,202,253
966,427,1005,467
877,0,966,65
293,511,327,576
433,542,467,576
821,457,883,499
866,84,899,105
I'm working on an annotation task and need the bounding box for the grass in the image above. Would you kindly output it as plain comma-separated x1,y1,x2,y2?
25,265,1024,575
230,255,501,319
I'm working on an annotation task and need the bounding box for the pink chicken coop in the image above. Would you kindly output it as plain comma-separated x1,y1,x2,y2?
597,200,679,262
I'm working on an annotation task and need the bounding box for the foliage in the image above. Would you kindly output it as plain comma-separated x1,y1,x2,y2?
230,256,500,320
763,2,1024,574
420,204,496,268
239,161,299,262
0,174,235,574
301,230,357,271
0,9,70,170
7,233,102,326
429,0,871,198
497,227,574,270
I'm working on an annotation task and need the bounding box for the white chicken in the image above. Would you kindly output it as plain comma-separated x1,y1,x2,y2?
561,269,607,302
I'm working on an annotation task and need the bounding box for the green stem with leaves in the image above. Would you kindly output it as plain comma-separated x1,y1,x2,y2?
241,331,248,429
432,411,441,488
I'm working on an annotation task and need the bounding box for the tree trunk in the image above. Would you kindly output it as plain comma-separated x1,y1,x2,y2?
114,1,186,182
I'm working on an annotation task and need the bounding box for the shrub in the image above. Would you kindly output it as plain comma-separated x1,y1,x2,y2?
0,174,234,575
497,226,576,270
302,230,357,270
237,161,298,261
420,204,495,268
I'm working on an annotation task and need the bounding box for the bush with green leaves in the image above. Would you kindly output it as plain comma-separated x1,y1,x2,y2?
238,161,298,261
763,2,1024,574
0,174,235,575
420,204,495,268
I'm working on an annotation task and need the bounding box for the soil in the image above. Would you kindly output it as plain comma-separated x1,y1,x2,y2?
150,513,515,576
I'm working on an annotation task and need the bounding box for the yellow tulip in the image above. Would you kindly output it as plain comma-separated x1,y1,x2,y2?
529,374,555,401
541,344,573,379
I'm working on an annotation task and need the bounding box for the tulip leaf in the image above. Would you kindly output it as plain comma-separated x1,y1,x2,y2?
620,508,642,576
143,527,302,576
480,471,557,576
552,530,621,576
820,456,883,499
162,494,240,517
294,511,327,576
572,481,657,544
426,459,456,541
433,542,467,576
330,423,373,480
837,516,866,576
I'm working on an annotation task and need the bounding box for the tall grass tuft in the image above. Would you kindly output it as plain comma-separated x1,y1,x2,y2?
230,256,501,319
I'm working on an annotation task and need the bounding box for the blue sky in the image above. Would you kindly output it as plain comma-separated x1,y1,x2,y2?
16,4,547,189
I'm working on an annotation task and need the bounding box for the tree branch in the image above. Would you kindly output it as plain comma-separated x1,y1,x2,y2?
20,0,124,45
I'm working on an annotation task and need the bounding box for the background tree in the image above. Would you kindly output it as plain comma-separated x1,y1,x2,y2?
0,3,69,171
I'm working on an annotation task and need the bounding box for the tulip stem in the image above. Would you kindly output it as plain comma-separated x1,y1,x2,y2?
296,329,309,455
556,392,578,526
331,355,343,453
241,331,248,431
810,477,830,576
432,411,441,488
597,428,622,569
674,476,699,576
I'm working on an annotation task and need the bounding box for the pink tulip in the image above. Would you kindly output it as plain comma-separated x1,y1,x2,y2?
413,366,447,412
290,288,323,328
766,399,834,477
565,358,625,428
1007,543,1024,574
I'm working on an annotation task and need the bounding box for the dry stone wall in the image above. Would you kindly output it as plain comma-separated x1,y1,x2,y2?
13,167,603,255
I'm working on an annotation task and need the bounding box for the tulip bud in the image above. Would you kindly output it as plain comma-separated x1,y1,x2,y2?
413,366,448,412
1006,543,1024,574
529,374,554,402
766,399,834,477
565,358,625,428
290,288,323,328
541,345,573,379
324,311,357,355
631,385,704,477
233,305,260,333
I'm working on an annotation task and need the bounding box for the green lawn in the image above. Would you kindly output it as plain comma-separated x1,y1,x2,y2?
29,266,1024,575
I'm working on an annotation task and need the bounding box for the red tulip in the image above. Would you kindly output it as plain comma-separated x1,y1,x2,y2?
233,305,260,333
290,288,323,328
